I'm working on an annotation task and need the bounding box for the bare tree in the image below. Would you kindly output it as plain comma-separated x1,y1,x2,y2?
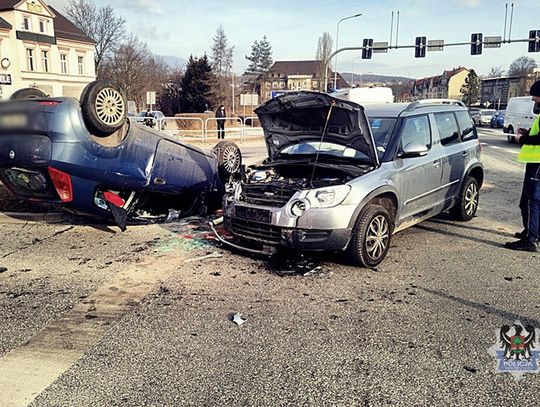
508,56,538,77
487,66,505,78
211,25,234,76
65,0,126,73
101,35,169,110
316,32,333,62
316,32,333,90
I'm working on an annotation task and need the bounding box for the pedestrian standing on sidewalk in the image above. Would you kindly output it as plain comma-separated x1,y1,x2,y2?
216,105,226,139
504,80,540,252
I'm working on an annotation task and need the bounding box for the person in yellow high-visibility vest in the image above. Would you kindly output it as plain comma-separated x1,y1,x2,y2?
504,80,540,252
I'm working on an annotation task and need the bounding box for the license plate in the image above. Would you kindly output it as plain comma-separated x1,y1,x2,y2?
0,114,28,128
235,206,272,223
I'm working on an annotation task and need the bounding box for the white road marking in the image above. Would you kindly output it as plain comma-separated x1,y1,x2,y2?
0,251,184,407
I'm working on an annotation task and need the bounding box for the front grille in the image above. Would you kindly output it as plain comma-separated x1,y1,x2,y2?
230,218,283,244
242,185,296,208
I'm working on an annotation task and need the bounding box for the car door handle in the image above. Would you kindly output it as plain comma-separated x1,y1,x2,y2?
462,151,469,157
433,160,441,167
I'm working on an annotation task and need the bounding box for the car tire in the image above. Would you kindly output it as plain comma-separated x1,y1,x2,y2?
507,127,514,143
10,88,47,100
449,176,479,221
347,204,393,268
212,141,242,180
80,80,127,137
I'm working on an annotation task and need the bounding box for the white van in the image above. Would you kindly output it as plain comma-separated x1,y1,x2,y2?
332,87,394,105
504,96,537,143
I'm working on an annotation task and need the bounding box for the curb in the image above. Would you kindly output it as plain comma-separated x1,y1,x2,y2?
0,211,66,224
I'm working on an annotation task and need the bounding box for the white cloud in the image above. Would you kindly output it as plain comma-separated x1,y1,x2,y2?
111,0,164,15
454,0,482,7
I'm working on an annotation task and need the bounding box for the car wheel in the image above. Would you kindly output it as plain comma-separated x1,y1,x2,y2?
449,176,479,221
80,80,127,137
507,127,514,143
10,88,47,100
347,204,393,268
212,141,242,180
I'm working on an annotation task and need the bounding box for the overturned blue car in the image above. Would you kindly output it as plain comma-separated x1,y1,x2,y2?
0,81,242,229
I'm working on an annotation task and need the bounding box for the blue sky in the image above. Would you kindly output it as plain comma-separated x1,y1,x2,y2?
48,0,540,78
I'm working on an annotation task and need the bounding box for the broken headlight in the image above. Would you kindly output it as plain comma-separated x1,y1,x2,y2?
306,185,351,208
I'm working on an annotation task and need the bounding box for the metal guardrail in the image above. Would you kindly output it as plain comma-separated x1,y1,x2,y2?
132,116,263,142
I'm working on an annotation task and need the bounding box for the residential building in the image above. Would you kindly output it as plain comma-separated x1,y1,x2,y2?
258,60,349,101
480,70,540,110
410,67,470,101
0,0,96,100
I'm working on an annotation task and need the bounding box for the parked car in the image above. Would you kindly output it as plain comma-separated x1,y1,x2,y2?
220,92,483,267
490,110,505,128
0,81,242,229
136,110,166,130
504,96,537,143
472,109,496,127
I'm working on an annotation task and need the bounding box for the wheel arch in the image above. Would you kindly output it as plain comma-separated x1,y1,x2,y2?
464,164,484,188
347,186,400,230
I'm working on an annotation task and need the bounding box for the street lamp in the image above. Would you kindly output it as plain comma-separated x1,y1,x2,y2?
334,13,362,91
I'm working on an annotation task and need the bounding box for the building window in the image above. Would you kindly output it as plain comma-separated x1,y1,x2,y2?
39,20,47,34
60,54,68,74
26,48,34,71
78,56,84,75
41,50,48,72
23,16,31,30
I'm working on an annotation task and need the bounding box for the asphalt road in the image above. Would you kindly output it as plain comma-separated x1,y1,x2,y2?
1,128,539,406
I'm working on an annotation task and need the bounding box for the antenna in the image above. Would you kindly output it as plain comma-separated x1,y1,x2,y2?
508,3,514,40
390,11,394,47
396,11,400,47
503,3,508,42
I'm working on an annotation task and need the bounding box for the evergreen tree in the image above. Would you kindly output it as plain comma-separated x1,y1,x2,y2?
460,70,480,107
180,55,216,113
211,25,234,76
245,40,260,74
258,36,273,72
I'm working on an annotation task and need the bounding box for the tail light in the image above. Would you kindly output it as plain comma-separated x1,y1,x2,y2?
48,167,73,202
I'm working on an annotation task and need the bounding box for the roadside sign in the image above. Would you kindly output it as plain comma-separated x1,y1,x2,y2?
146,91,156,106
428,40,444,51
241,93,259,106
0,73,11,85
373,42,388,53
485,36,502,48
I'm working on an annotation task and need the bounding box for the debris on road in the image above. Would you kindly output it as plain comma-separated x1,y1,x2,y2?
268,252,323,277
0,267,7,273
229,313,247,326
166,209,181,223
184,252,223,263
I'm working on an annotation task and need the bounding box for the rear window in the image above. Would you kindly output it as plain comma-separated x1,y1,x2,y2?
434,112,460,146
455,111,478,142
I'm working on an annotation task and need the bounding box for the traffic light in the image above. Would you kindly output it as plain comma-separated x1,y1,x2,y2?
415,36,427,58
471,33,483,55
529,30,540,52
362,38,373,59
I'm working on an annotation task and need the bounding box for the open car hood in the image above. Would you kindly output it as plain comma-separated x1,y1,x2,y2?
255,91,379,165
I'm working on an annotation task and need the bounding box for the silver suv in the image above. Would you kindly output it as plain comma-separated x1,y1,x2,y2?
222,92,483,267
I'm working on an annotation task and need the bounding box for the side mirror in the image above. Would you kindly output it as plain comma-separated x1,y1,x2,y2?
399,143,429,158
534,102,540,115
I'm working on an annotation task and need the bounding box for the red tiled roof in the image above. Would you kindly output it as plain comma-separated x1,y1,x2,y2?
0,0,20,11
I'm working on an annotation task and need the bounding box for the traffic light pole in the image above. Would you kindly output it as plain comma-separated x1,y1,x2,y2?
323,36,537,92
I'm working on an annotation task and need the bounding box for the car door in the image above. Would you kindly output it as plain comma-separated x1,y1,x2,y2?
394,114,443,220
435,111,466,204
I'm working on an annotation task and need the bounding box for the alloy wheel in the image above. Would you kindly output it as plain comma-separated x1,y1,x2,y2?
222,145,241,174
365,215,389,261
464,183,478,216
95,87,125,126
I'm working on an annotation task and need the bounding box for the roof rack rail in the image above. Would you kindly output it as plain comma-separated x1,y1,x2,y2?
405,98,466,111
